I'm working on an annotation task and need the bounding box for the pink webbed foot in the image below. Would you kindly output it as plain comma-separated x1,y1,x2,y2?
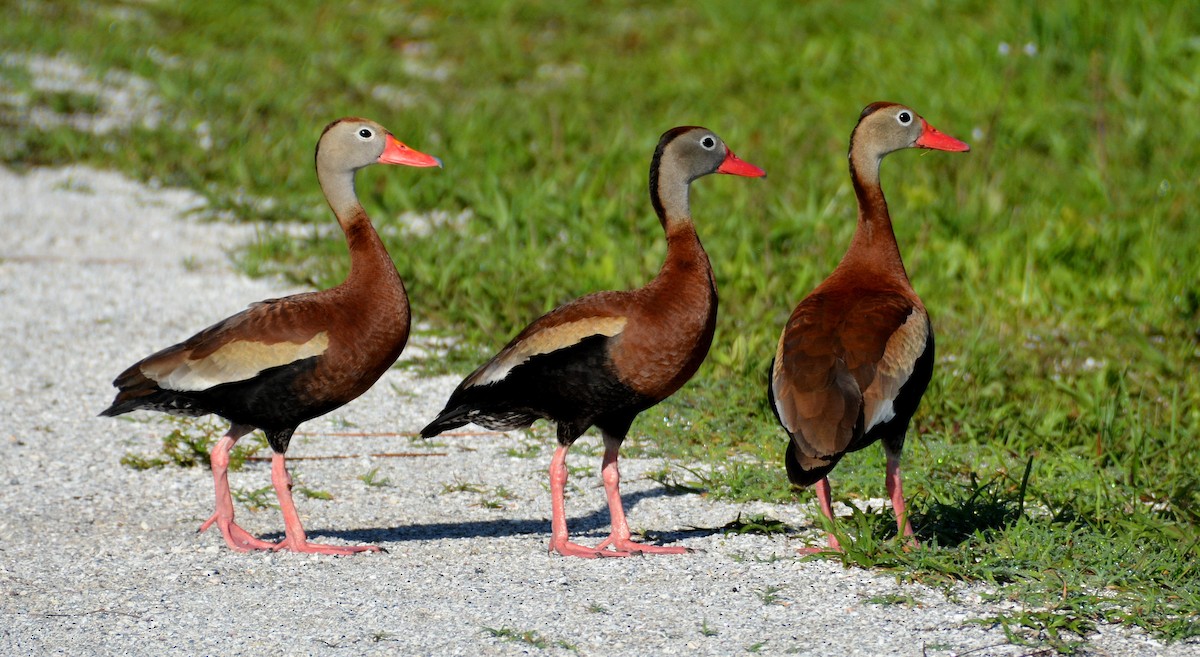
595,534,691,556
548,537,633,559
198,512,277,552
270,538,382,556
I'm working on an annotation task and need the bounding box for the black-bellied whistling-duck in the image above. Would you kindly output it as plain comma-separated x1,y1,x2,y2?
421,127,765,558
769,103,968,552
100,118,441,555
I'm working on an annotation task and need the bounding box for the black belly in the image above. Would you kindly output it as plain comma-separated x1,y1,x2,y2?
431,334,654,444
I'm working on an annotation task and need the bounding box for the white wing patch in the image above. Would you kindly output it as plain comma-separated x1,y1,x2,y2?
469,317,627,387
146,332,330,392
865,398,896,432
862,308,926,432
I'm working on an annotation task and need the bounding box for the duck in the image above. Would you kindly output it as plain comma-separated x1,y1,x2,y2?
768,102,968,552
421,126,765,558
100,117,442,555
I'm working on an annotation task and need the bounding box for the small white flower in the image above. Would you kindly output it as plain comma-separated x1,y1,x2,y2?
1023,42,1038,56
998,42,1011,56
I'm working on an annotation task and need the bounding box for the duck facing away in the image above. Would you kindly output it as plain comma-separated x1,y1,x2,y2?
422,127,765,558
769,102,968,552
101,118,441,555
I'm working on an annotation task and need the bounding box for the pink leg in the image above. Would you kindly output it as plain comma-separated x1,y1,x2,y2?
198,425,276,551
268,453,380,555
547,445,628,558
798,476,842,554
593,436,688,555
885,452,918,548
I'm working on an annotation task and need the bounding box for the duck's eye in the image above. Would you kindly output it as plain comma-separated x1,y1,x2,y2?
700,136,716,150
896,111,913,126
357,128,374,140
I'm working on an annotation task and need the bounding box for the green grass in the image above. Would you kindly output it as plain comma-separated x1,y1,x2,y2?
5,0,1198,649
359,466,392,488
720,513,792,536
232,485,275,512
757,585,786,606
482,626,577,652
865,593,921,608
119,416,267,470
474,485,517,509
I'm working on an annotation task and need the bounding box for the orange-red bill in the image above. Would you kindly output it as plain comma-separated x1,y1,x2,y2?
716,150,767,178
378,134,443,167
914,120,970,152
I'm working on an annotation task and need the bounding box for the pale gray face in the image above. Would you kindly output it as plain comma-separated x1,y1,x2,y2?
857,105,924,155
317,118,390,172
665,128,730,182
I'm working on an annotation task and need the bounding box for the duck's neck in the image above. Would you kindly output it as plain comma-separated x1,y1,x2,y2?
643,217,716,328
651,173,690,233
318,166,402,290
650,162,715,291
839,144,907,279
660,219,713,284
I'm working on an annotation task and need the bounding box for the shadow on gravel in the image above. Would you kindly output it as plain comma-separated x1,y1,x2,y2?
264,487,728,546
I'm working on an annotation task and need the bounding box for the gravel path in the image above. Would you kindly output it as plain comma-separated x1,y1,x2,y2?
0,165,1192,656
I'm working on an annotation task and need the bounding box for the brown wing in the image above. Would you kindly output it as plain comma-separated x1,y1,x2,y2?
771,290,924,471
117,294,332,395
420,290,636,438
461,290,630,389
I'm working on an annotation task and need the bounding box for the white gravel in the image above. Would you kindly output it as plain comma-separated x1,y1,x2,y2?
0,165,1193,656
